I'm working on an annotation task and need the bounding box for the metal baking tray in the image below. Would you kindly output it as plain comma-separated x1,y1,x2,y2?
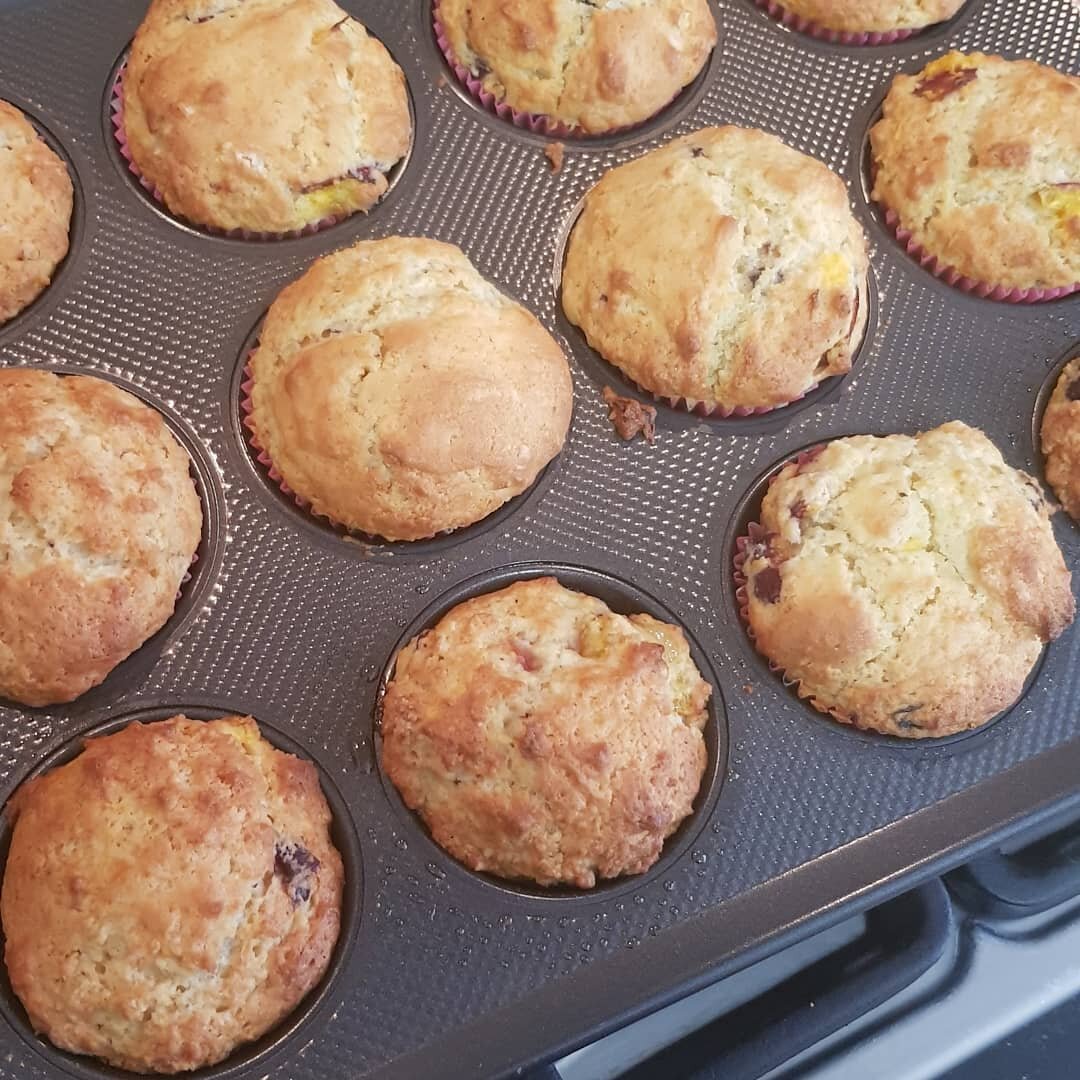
0,0,1076,1077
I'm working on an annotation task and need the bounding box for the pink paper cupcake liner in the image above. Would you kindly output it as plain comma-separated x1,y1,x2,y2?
752,0,920,45
881,206,1080,304
642,375,809,418
616,316,864,417
240,355,350,530
110,64,345,241
178,552,197,599
432,0,682,139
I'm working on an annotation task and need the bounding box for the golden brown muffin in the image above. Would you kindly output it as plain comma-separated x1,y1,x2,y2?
0,370,202,706
249,237,573,542
381,578,712,887
1041,355,1080,522
0,100,73,325
562,126,869,411
123,0,412,233
1,715,343,1074
440,0,716,133
741,422,1075,738
870,52,1080,290
776,0,965,33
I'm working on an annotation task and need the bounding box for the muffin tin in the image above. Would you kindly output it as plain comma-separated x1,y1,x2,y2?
105,47,419,242
0,0,1077,1077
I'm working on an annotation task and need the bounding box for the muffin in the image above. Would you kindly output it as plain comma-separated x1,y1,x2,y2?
1041,355,1080,522
739,422,1075,738
0,370,202,706
562,126,869,412
870,53,1080,296
122,0,412,234
437,0,716,134
248,237,573,542
381,577,712,888
1,715,343,1073
0,101,73,325
760,0,966,38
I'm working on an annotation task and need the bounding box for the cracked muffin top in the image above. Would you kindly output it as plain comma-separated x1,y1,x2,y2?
0,100,73,326
1041,354,1080,523
561,126,869,411
123,0,411,233
870,52,1080,290
1,715,343,1073
741,422,1075,738
381,577,712,888
776,0,966,34
249,236,573,542
439,0,716,134
0,370,202,707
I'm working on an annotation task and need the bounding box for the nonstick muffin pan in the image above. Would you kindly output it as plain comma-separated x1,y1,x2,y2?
0,1,1077,1078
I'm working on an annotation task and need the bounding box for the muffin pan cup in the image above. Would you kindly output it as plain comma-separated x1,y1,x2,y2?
0,0,1079,1077
855,60,1080,305
728,441,1048,754
751,0,972,45
107,49,416,243
751,0,922,45
429,0,720,145
372,563,728,904
0,363,226,717
0,98,87,345
551,193,881,434
231,332,568,562
0,703,363,1080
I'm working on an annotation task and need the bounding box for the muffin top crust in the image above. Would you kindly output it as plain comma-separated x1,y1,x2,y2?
381,577,711,887
0,370,202,706
0,100,73,325
871,52,1080,290
123,0,412,232
249,237,573,541
562,126,869,410
741,422,1074,738
439,0,717,133
1,715,343,1073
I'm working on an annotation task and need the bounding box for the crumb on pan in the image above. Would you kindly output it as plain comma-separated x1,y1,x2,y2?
602,386,657,444
545,142,565,173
